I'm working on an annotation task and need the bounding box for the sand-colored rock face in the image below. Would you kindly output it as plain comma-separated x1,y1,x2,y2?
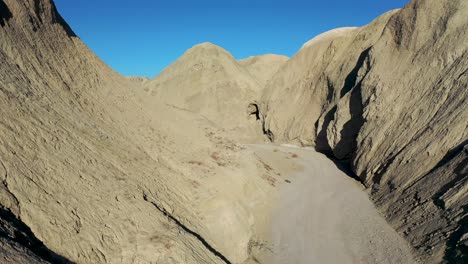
257,0,467,262
143,43,268,142
0,0,221,262
0,1,283,263
126,76,149,84
238,54,289,88
300,27,359,50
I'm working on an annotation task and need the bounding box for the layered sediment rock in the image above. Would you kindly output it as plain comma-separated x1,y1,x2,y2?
257,0,467,262
0,1,277,263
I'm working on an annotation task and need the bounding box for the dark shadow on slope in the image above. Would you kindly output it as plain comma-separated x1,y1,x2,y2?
432,141,468,209
314,47,373,184
249,103,275,142
333,82,366,160
333,47,371,159
443,214,468,264
34,0,43,23
327,155,366,186
50,0,77,38
143,195,232,264
414,141,468,263
314,105,337,155
430,140,467,182
340,47,371,98
316,47,371,160
0,0,12,27
0,207,75,264
314,77,339,153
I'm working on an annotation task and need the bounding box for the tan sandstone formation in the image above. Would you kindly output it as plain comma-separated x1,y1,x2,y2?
0,0,281,263
142,43,270,143
238,54,289,88
256,0,467,262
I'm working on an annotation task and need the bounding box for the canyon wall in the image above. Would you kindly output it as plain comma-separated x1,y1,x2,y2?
0,1,279,263
257,0,467,262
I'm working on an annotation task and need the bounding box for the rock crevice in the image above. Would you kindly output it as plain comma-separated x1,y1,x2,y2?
143,194,232,264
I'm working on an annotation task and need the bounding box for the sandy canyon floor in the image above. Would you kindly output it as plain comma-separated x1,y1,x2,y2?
250,144,416,264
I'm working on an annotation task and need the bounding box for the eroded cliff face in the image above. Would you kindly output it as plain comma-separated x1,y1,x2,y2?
0,1,281,263
257,0,467,262
0,0,221,263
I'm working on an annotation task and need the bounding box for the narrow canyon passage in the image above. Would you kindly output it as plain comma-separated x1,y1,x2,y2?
251,145,416,264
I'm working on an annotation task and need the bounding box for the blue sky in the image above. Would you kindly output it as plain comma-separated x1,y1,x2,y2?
55,0,409,77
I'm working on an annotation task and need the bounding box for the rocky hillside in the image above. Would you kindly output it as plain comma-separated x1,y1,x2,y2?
143,43,270,142
0,0,280,263
256,0,467,262
238,54,289,88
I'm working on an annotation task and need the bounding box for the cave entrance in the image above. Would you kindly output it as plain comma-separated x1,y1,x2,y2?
248,103,260,120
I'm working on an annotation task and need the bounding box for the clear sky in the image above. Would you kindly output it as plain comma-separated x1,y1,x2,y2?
54,0,409,78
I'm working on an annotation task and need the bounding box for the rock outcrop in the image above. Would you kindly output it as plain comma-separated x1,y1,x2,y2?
256,0,467,262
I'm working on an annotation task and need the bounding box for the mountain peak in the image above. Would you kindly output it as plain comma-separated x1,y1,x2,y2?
147,42,238,80
191,42,221,49
184,42,233,59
